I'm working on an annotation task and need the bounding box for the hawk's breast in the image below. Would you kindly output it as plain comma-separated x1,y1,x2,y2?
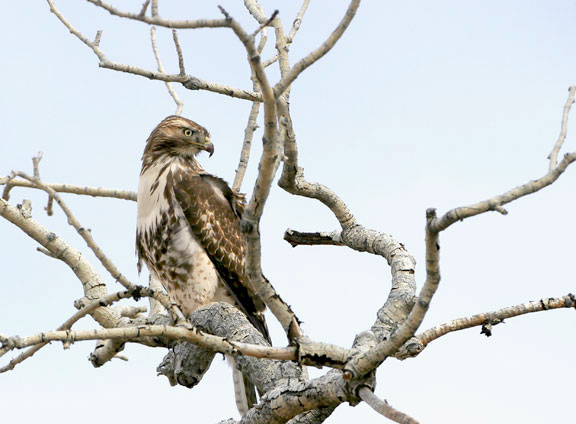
136,158,220,317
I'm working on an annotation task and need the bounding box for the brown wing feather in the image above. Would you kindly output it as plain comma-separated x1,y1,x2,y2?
171,168,270,342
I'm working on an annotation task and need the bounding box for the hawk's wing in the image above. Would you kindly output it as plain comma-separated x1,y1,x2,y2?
170,167,270,342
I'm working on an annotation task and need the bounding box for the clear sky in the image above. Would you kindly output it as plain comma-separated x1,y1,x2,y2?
1,1,575,423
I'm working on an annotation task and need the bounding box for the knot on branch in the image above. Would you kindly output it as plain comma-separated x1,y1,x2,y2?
183,77,202,90
157,341,215,388
480,317,504,337
394,337,424,360
240,217,255,234
17,199,32,219
567,293,576,309
345,371,376,407
297,337,348,369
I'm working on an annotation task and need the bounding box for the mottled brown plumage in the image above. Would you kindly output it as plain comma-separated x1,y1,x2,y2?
135,115,268,341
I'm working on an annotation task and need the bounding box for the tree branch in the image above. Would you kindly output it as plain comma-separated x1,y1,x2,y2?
431,86,576,233
549,86,576,169
88,0,228,29
47,0,263,102
344,209,439,379
0,178,136,201
358,387,419,424
417,293,576,348
0,286,150,372
150,26,183,115
1,320,297,363
0,198,114,327
220,7,303,341
274,0,360,98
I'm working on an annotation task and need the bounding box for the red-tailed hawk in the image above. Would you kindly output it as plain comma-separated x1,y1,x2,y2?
135,115,269,412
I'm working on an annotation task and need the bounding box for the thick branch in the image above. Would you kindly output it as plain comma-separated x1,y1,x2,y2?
344,209,439,379
221,7,303,340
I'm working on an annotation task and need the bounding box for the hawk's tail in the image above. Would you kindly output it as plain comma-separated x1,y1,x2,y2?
231,360,258,415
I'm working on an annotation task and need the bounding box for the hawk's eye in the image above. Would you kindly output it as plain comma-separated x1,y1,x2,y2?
183,128,193,137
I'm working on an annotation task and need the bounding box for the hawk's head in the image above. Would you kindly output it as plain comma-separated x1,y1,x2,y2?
143,115,214,159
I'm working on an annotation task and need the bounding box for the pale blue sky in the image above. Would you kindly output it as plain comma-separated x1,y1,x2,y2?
1,1,575,423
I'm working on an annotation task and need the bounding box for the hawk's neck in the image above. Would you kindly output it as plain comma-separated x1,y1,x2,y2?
141,153,203,175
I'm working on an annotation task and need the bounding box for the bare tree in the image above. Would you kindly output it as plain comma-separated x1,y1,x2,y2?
1,2,575,423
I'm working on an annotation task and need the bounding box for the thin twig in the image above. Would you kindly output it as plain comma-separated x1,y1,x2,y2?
0,178,136,201
47,0,262,102
14,171,135,290
358,387,420,424
0,287,152,372
10,169,185,323
431,151,576,232
287,0,311,43
88,0,226,29
32,152,43,178
275,0,361,98
548,86,576,170
150,26,183,115
262,54,279,68
251,10,279,38
431,87,576,232
138,0,150,17
1,172,17,201
0,198,113,325
232,99,260,192
418,293,576,347
172,29,185,76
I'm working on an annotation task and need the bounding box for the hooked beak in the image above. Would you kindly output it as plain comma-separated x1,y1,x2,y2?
205,142,214,157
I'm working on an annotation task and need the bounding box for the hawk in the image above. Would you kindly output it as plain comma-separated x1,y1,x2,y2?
135,115,269,413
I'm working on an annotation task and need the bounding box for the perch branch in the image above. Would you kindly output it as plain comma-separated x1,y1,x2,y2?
0,324,297,362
